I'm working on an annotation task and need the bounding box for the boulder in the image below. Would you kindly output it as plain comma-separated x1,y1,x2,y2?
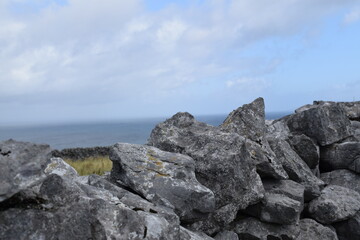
337,101,360,120
148,112,264,219
333,211,360,240
0,139,52,202
321,169,360,194
267,138,324,201
231,217,300,240
350,121,360,141
243,192,302,224
214,230,238,240
320,142,360,173
262,179,305,203
286,103,352,146
298,218,338,240
220,97,265,142
288,134,319,169
44,157,79,178
180,227,214,240
308,185,360,224
110,143,215,222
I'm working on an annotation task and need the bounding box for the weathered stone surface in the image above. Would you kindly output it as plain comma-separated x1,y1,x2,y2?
231,217,300,240
180,227,214,240
288,134,319,169
44,157,79,178
320,142,360,173
0,139,52,202
244,192,302,224
148,112,264,211
308,185,360,224
321,169,360,194
286,103,352,146
214,230,239,240
351,121,360,141
267,138,324,201
262,179,305,203
220,97,265,142
110,143,215,222
298,218,338,240
334,211,360,240
246,139,288,179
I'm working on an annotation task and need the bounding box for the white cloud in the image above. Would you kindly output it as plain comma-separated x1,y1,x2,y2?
344,8,360,24
0,0,359,121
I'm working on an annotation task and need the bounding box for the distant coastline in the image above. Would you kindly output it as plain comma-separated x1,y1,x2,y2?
0,112,290,150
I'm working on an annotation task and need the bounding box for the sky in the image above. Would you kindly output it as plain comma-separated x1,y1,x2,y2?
1,0,360,125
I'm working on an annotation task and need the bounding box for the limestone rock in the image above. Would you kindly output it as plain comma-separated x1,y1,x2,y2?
220,97,265,142
288,134,319,169
308,185,360,224
321,169,360,194
180,227,214,240
267,138,324,201
44,157,79,178
298,218,338,240
214,230,238,240
231,217,299,240
110,143,215,222
0,139,52,202
333,211,360,240
262,179,305,202
148,112,264,212
320,142,360,173
350,121,360,141
286,103,352,146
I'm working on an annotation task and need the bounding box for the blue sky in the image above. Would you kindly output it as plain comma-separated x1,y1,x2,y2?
1,0,360,125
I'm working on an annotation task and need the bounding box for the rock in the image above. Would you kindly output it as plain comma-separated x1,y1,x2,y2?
231,217,299,240
262,179,305,203
110,143,216,222
148,112,264,214
0,139,52,202
44,157,79,178
214,230,238,240
286,103,352,146
308,185,360,224
298,218,338,240
267,138,324,201
266,118,291,141
333,211,360,240
288,134,319,169
338,101,360,120
350,121,360,141
246,139,288,179
320,142,360,173
321,169,360,194
51,146,110,160
180,227,214,240
243,192,302,224
220,97,265,142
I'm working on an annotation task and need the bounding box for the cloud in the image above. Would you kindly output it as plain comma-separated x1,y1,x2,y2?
344,8,360,24
0,0,359,121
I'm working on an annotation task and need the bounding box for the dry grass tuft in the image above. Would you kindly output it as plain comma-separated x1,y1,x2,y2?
65,156,112,176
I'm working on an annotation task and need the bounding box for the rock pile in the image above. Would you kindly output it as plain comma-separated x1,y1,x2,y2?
1,98,360,240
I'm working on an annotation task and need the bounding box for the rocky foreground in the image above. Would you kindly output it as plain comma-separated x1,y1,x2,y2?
1,98,360,240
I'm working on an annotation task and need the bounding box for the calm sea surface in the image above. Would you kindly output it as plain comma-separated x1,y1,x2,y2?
0,112,290,150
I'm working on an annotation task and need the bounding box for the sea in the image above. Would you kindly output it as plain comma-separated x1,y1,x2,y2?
0,112,290,150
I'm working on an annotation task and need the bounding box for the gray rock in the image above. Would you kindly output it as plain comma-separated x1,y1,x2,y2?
0,139,52,202
262,179,305,202
246,139,288,179
148,112,264,215
267,138,324,201
320,142,360,173
180,227,214,240
350,121,360,141
44,157,79,178
298,218,338,240
266,118,291,141
244,192,302,224
308,185,360,224
288,134,319,169
333,211,360,240
286,103,352,146
214,230,238,240
220,97,265,142
338,101,360,120
110,143,215,222
231,217,300,240
321,169,360,194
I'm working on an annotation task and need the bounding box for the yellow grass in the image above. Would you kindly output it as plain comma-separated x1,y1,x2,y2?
64,156,113,176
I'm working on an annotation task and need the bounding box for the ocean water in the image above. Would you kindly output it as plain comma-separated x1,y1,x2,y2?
0,112,290,150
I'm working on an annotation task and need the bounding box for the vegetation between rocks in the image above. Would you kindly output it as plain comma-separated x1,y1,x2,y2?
64,156,112,176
